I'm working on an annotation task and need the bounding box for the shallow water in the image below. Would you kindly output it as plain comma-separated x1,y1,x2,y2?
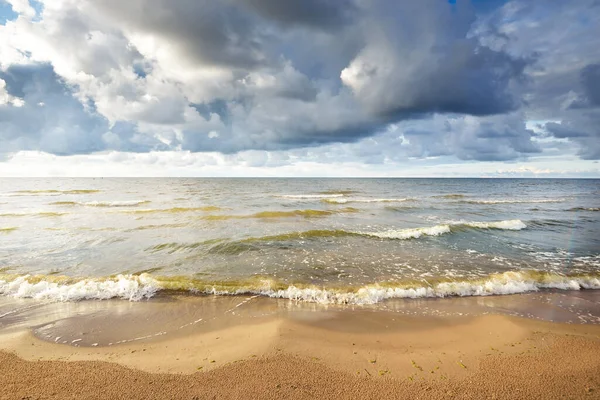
0,178,599,304
1,290,599,348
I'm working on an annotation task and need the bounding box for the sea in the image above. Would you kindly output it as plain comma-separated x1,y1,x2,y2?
0,178,599,306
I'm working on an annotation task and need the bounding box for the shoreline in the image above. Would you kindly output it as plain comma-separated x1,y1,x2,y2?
1,294,600,398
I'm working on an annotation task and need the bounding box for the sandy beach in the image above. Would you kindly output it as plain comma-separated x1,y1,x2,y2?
1,294,599,399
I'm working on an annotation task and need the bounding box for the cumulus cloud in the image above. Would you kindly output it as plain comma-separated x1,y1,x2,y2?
0,0,598,168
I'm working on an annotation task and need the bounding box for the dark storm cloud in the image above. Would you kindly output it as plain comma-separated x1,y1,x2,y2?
238,0,358,30
544,111,600,159
542,63,600,159
340,0,531,119
579,64,600,107
380,46,528,118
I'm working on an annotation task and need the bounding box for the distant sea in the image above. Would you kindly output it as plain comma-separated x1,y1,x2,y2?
0,178,599,304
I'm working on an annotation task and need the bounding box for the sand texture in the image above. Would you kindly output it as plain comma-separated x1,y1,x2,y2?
1,310,600,399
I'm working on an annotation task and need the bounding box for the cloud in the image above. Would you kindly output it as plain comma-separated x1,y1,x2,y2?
399,113,540,161
0,0,597,167
238,0,358,30
0,63,108,155
340,0,529,118
478,0,600,159
0,63,167,155
542,63,600,159
572,64,600,108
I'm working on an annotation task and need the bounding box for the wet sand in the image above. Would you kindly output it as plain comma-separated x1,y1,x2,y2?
1,293,600,399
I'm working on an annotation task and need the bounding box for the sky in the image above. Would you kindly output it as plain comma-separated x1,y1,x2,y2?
0,0,599,177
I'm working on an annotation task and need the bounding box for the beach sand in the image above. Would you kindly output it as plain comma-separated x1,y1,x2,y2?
1,295,600,399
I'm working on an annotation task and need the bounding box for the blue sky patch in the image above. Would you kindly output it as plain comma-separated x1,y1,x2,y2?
0,1,18,25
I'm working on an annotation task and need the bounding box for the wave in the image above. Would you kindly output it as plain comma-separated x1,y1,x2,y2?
318,190,359,195
1,271,598,304
0,227,18,233
151,208,359,221
456,220,527,230
148,220,528,254
322,198,413,204
130,206,360,221
51,200,150,207
357,225,451,239
356,220,526,240
125,206,224,214
128,223,190,231
568,207,600,212
13,190,100,195
254,219,526,242
527,219,577,229
0,274,158,302
432,194,467,199
385,205,416,212
462,199,567,204
0,212,66,218
279,194,345,199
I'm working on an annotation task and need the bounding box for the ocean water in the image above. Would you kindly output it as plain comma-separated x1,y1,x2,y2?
0,178,599,305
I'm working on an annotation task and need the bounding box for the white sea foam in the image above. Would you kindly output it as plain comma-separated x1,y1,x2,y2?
459,220,527,230
0,275,159,301
2,270,598,304
259,272,600,304
323,198,412,204
358,225,452,240
466,199,567,204
355,219,526,240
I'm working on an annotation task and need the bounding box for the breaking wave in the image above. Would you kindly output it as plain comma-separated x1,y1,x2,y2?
1,271,598,304
147,220,528,254
355,220,526,240
322,198,414,204
463,199,567,204
568,207,600,212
